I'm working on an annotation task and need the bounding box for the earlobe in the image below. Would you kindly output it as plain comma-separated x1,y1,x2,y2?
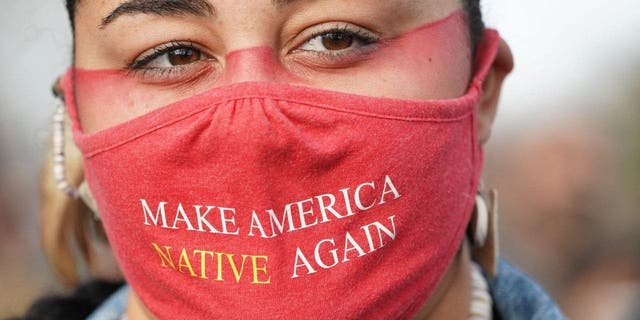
477,39,513,144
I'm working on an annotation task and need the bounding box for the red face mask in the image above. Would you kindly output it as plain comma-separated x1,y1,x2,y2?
64,12,502,319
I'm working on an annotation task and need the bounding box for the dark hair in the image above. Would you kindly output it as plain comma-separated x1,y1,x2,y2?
66,0,76,30
19,280,123,320
64,0,484,46
463,0,484,49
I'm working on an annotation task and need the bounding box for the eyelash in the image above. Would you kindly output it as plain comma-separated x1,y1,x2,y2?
124,41,208,81
127,40,198,69
302,24,379,50
125,24,380,80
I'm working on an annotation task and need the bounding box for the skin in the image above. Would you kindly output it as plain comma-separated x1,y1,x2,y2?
69,0,513,318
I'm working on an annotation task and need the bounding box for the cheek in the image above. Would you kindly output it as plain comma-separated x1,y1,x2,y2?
302,14,472,100
74,70,221,133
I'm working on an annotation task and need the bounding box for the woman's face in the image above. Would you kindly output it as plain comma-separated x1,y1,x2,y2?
73,0,471,132
68,2,510,318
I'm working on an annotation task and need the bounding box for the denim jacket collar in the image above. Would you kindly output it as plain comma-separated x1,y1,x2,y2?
88,259,565,320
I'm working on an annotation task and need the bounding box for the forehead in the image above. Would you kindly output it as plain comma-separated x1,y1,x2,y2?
75,0,461,23
73,0,464,52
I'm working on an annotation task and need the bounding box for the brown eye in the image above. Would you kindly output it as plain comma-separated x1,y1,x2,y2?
297,26,378,55
321,32,354,51
131,42,212,70
168,48,202,66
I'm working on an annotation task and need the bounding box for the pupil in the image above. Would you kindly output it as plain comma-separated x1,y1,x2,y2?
168,48,201,65
321,32,354,50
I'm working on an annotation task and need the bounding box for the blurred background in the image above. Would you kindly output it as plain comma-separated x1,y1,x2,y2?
1,0,638,318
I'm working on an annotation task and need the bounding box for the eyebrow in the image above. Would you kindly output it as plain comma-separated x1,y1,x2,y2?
100,0,215,28
100,0,303,28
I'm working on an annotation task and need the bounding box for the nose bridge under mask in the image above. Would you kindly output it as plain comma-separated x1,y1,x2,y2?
221,46,295,84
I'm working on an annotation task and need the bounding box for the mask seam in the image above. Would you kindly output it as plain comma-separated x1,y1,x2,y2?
79,92,478,158
402,116,479,318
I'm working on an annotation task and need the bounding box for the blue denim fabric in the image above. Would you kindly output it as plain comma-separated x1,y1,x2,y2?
87,259,564,319
488,260,566,320
86,285,129,320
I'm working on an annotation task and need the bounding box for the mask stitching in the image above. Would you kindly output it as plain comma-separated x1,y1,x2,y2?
76,89,479,158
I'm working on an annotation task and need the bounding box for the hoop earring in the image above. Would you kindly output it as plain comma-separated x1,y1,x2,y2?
52,97,80,199
469,189,500,277
52,81,101,220
473,194,489,246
